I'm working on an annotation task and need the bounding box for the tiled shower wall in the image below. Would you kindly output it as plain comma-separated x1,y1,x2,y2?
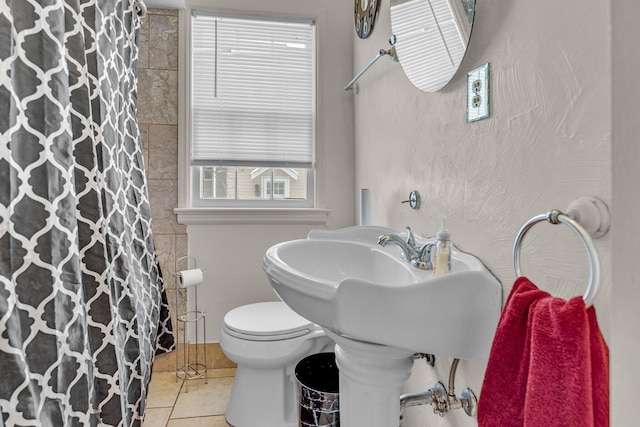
137,8,186,340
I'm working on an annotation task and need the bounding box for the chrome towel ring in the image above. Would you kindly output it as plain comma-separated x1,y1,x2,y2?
513,209,601,307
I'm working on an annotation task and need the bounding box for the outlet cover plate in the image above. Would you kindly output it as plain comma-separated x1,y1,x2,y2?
467,63,490,123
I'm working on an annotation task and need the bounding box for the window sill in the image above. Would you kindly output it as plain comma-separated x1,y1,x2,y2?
174,207,330,225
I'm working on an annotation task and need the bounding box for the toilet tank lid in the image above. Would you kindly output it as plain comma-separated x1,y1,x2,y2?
224,301,318,337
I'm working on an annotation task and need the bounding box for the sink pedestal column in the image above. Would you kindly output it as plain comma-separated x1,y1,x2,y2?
327,331,414,427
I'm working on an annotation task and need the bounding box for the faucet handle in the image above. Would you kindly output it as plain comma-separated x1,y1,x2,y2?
412,242,435,270
418,243,435,262
405,226,416,248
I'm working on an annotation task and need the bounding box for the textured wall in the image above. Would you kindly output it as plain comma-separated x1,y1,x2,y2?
353,0,612,425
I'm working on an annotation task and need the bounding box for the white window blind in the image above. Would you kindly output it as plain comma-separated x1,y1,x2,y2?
191,13,315,168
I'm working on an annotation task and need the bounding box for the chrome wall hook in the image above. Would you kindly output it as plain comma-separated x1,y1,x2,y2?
401,191,420,210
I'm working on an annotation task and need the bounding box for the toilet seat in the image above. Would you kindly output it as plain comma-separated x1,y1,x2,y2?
223,301,316,341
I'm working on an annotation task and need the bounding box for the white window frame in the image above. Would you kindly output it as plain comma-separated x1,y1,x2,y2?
176,0,341,225
185,8,315,209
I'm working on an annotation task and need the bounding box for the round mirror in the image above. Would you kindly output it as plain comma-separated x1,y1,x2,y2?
390,0,475,92
354,0,381,39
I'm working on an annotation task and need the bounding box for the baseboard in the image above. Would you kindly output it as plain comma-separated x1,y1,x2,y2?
153,342,236,372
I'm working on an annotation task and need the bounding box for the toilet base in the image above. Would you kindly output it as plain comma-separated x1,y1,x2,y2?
224,334,334,427
226,365,298,427
219,302,333,426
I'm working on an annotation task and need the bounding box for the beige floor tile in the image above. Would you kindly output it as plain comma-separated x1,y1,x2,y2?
153,351,176,372
166,416,231,427
147,372,183,408
143,407,172,427
206,368,236,379
171,376,234,419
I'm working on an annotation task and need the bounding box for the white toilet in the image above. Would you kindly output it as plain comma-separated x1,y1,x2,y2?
220,301,333,427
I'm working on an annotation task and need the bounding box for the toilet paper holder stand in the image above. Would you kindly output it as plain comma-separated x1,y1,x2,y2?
173,256,208,391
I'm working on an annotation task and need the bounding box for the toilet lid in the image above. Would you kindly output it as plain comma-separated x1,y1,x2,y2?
223,302,316,341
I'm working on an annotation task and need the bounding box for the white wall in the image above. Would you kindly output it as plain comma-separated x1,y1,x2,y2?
180,0,356,342
353,0,614,425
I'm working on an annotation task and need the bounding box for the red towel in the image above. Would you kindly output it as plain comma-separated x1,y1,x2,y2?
478,277,609,427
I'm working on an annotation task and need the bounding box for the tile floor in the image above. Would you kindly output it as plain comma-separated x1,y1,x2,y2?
143,368,235,427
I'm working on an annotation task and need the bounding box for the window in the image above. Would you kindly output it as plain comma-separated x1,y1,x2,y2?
200,166,229,199
190,12,315,207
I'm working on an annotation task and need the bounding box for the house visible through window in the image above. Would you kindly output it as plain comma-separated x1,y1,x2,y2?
190,12,315,207
199,166,302,200
268,180,287,199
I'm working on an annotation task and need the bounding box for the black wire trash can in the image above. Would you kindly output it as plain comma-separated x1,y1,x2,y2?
295,352,340,427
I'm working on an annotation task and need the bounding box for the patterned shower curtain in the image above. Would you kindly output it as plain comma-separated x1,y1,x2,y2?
0,1,174,426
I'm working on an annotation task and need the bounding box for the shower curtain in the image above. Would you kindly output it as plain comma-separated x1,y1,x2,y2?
0,1,175,425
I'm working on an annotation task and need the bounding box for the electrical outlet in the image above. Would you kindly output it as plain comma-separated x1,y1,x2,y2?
467,63,490,122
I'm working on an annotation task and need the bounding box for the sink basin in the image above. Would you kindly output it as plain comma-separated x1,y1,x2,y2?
263,226,502,360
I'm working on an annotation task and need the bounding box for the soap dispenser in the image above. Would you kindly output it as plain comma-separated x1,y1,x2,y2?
432,218,451,277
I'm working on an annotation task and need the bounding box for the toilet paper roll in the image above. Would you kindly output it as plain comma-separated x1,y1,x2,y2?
177,268,203,288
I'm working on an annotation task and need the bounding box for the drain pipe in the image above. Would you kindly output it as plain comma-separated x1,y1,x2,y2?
399,387,436,427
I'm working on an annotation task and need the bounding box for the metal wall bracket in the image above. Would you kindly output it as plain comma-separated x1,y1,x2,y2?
345,36,398,94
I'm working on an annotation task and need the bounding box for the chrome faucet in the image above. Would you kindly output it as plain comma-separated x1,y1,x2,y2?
377,232,418,260
377,227,435,270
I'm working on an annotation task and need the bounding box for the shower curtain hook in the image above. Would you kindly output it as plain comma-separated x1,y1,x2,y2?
135,0,147,17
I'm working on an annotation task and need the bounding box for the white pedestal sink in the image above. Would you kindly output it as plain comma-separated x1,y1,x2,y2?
262,226,502,427
328,331,415,426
